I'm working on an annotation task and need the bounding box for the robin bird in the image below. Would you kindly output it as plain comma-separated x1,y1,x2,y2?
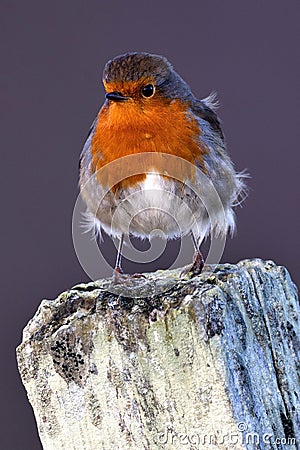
79,52,246,278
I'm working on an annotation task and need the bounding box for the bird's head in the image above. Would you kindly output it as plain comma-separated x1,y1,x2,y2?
102,52,193,108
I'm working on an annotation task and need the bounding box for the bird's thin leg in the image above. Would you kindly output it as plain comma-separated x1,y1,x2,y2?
112,234,146,282
191,232,199,250
114,234,124,274
190,232,204,276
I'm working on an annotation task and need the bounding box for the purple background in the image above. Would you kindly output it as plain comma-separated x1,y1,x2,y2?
1,1,299,448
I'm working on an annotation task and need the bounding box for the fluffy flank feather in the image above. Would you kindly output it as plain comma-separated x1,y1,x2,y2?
81,211,103,242
201,91,220,112
232,170,250,207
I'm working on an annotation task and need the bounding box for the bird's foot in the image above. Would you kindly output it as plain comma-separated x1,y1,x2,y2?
180,250,204,278
112,267,146,284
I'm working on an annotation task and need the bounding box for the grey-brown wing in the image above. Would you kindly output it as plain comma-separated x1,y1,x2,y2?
191,99,224,140
79,117,98,170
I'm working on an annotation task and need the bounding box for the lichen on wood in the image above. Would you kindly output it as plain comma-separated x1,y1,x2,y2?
17,259,300,449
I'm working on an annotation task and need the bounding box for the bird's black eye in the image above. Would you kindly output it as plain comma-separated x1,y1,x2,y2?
141,84,155,98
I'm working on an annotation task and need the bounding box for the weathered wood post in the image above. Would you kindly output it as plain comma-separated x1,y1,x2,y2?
17,259,300,449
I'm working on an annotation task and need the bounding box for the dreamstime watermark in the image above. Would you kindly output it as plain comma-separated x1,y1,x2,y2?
72,153,228,296
155,423,296,448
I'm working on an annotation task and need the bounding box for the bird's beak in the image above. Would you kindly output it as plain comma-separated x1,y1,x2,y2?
105,92,129,102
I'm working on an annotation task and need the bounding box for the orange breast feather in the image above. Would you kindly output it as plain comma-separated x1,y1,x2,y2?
91,95,206,191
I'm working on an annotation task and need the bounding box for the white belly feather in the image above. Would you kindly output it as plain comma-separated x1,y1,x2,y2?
80,170,229,242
